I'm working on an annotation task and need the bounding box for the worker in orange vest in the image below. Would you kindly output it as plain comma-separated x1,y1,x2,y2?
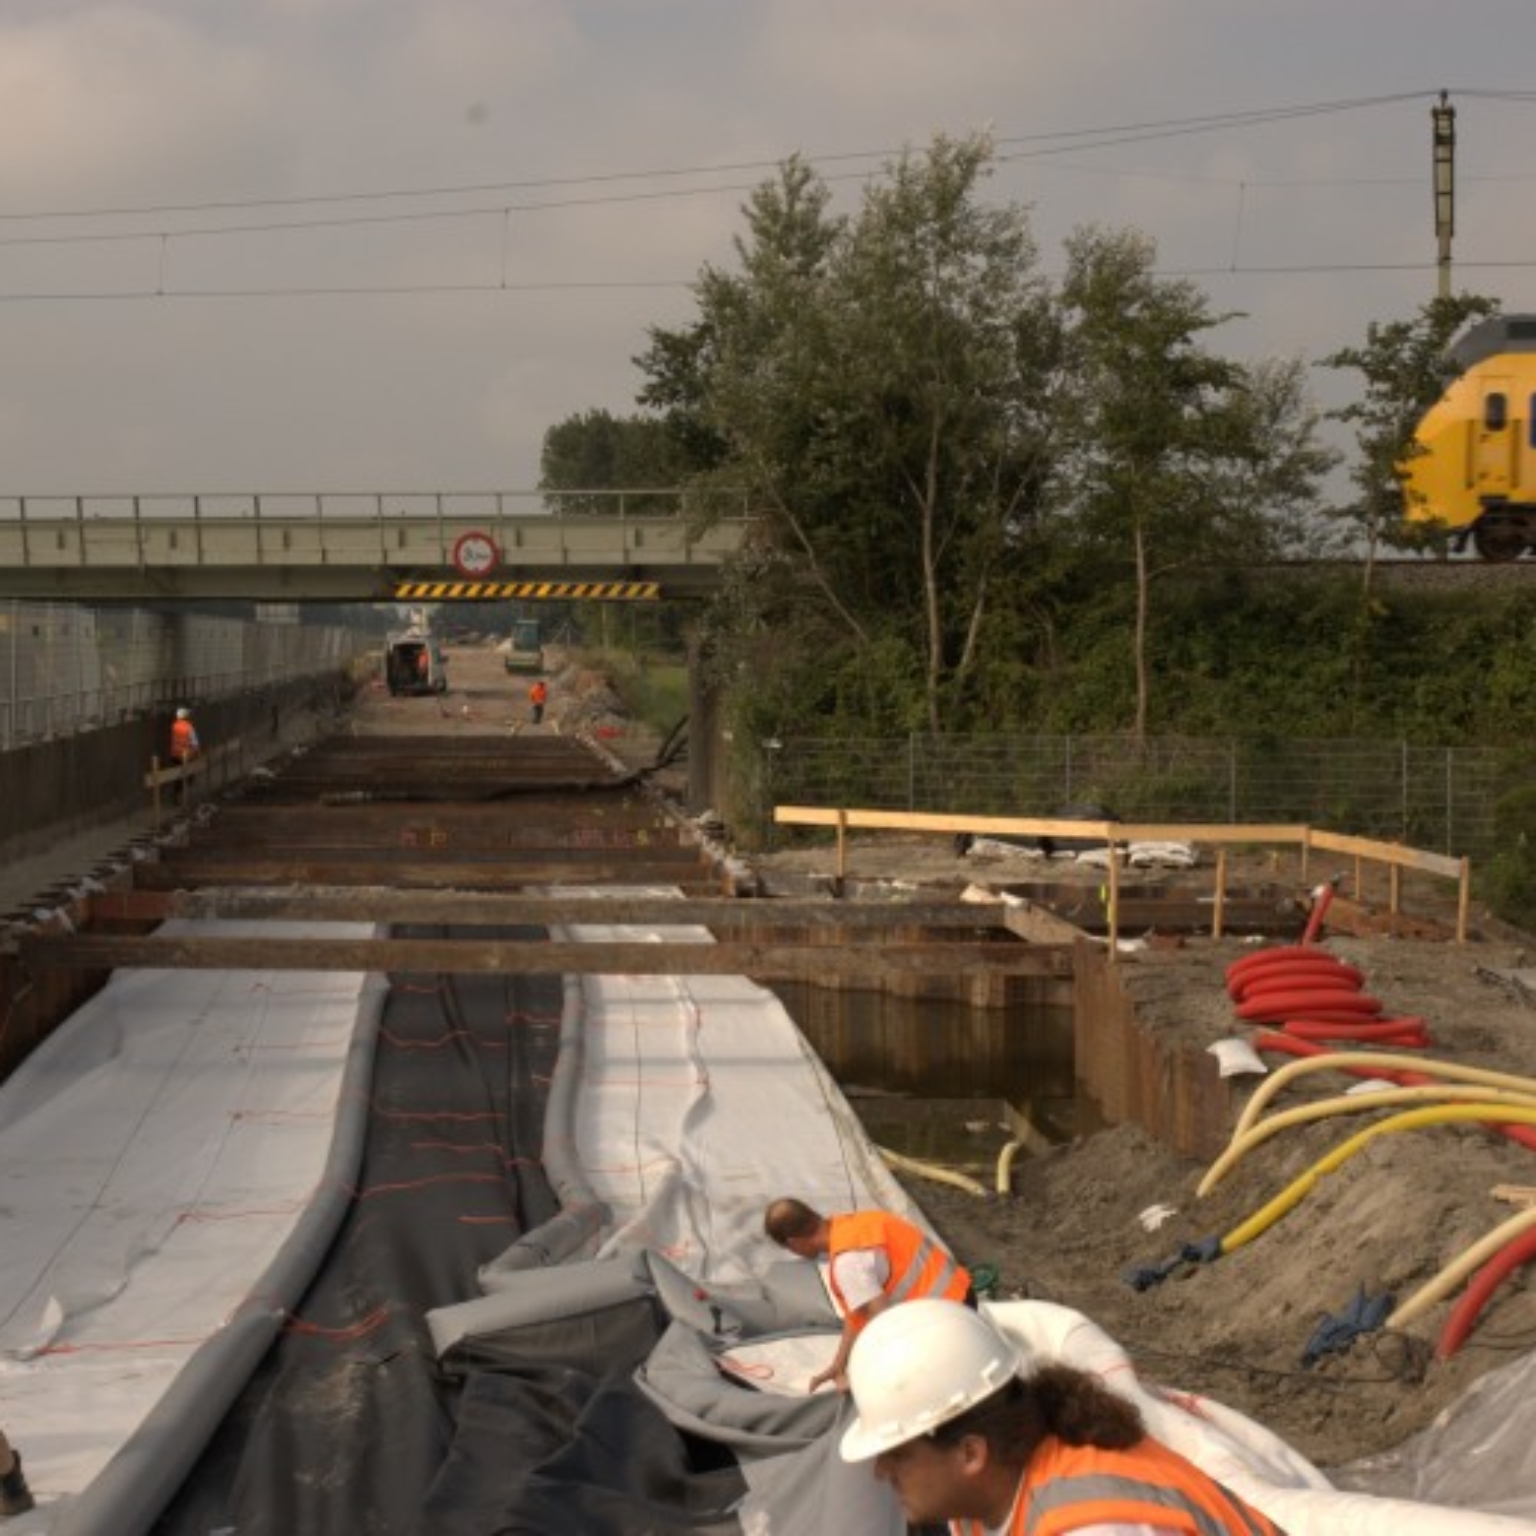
764,1197,973,1394
169,706,201,806
528,677,548,725
841,1301,1285,1535
170,706,200,764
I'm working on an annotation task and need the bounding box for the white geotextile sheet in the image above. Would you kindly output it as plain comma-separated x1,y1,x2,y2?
553,900,1536,1532
558,913,926,1286
988,1301,1536,1535
0,920,379,1529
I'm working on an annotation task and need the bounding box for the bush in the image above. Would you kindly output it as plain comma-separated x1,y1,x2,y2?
1482,783,1536,928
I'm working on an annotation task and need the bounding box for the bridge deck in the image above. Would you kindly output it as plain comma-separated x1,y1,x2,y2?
0,492,749,599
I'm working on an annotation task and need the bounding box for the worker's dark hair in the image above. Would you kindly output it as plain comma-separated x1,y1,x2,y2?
929,1363,1144,1469
764,1197,821,1244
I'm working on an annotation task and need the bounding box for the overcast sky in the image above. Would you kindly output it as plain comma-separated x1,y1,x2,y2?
2,1,1533,499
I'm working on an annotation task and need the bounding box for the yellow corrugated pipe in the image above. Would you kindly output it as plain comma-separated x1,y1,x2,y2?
997,1140,1025,1195
1217,1104,1536,1257
875,1144,988,1199
1198,1084,1536,1197
1387,1203,1536,1328
1234,1051,1536,1139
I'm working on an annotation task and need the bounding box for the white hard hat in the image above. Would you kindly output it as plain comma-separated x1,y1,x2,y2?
176,707,190,719
839,1300,1022,1463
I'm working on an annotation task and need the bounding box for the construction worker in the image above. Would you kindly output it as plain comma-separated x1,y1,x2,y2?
169,706,201,806
0,1431,34,1518
170,705,200,764
840,1300,1285,1535
763,1197,973,1394
528,677,548,725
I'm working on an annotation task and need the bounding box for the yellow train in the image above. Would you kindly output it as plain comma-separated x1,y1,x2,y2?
1402,313,1536,560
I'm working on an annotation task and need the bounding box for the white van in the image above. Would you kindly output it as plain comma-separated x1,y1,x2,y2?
385,634,448,696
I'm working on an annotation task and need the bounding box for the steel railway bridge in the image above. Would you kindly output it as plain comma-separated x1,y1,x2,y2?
0,490,749,602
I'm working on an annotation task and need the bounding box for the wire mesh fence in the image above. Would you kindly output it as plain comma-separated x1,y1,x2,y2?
0,601,371,750
758,733,1506,860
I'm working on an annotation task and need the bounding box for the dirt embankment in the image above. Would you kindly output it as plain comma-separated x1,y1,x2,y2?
577,650,1536,1468
747,828,1536,1470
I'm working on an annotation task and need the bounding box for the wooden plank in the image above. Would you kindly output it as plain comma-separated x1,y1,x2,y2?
1114,822,1309,846
1492,1184,1536,1207
183,821,686,850
1307,828,1464,879
999,899,1088,946
774,806,1311,846
202,800,664,835
143,737,245,790
87,885,1295,938
144,759,203,790
161,841,698,867
17,933,1070,978
89,887,1014,930
775,807,1119,840
133,858,711,888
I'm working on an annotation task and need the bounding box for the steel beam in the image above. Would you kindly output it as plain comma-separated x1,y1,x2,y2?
18,933,1069,978
89,887,1015,929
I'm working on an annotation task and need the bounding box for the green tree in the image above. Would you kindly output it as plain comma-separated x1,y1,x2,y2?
539,408,694,513
639,136,1063,733
1053,225,1332,741
1321,292,1499,575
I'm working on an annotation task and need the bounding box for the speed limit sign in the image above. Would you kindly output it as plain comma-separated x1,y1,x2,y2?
451,530,501,578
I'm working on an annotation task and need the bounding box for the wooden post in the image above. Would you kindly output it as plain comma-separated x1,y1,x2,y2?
1213,847,1227,939
1457,857,1471,944
1106,841,1120,959
835,809,848,882
1389,860,1401,916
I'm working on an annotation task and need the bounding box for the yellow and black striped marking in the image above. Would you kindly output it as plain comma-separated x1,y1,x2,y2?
391,579,660,601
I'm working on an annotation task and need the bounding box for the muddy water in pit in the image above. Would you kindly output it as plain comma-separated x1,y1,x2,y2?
768,983,1098,1182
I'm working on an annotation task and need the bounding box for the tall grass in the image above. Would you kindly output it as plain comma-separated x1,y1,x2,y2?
592,650,689,738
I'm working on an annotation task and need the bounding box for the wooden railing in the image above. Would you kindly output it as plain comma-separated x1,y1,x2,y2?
772,807,1472,945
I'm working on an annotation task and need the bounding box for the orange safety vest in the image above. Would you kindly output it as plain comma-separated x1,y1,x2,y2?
170,718,198,761
950,1435,1285,1536
827,1211,971,1332
530,680,548,704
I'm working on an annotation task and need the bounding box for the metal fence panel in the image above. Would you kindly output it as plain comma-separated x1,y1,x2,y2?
762,733,1503,860
0,601,368,751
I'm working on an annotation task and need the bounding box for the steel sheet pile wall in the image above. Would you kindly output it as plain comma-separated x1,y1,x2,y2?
0,601,367,750
1073,940,1237,1162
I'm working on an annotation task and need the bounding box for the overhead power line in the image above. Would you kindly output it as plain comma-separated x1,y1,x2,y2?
0,89,1470,230
3,256,1536,307
0,89,1530,300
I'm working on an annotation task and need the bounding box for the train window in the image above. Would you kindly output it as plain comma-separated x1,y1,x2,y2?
1485,392,1507,431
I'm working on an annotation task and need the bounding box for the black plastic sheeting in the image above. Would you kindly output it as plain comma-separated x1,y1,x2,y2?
150,926,747,1535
